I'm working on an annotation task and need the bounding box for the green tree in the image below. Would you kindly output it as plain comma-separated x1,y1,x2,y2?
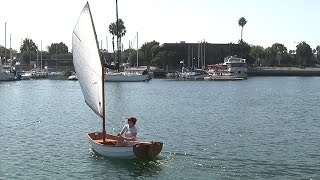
281,53,294,66
238,17,247,41
0,46,10,60
316,45,320,61
140,41,160,65
249,45,265,66
20,38,38,64
271,43,287,66
265,47,277,66
289,50,294,54
238,41,252,64
264,43,290,66
20,38,38,53
41,51,51,60
151,51,178,69
152,51,167,68
296,42,313,66
47,42,69,55
151,44,160,59
20,51,37,65
271,43,287,54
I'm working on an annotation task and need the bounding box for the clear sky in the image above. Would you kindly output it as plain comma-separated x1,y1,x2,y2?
0,0,319,53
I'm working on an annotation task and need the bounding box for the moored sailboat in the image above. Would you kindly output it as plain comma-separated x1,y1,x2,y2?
105,71,150,82
72,2,163,158
105,4,150,82
0,60,16,81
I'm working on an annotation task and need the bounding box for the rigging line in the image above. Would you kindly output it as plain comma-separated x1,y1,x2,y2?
79,59,103,78
73,32,81,42
105,116,129,127
105,118,123,134
106,123,117,134
131,33,137,48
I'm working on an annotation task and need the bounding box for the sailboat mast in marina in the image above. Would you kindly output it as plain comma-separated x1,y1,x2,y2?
116,0,120,72
137,32,139,67
72,2,162,159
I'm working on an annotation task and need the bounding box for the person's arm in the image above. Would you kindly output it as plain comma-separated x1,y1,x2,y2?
122,133,137,141
118,129,125,136
118,125,127,136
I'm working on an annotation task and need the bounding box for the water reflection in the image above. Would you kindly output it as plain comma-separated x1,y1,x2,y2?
89,150,163,178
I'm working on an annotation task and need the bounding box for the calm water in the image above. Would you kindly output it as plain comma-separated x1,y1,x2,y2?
1,77,320,179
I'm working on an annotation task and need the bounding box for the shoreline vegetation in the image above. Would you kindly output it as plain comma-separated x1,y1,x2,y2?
0,17,319,76
1,40,319,74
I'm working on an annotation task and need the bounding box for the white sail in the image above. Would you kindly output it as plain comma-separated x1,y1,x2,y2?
72,2,104,118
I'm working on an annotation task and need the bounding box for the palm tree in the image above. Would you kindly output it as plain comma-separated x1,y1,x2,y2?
316,45,320,60
109,18,126,37
109,18,126,71
238,17,247,42
109,18,126,52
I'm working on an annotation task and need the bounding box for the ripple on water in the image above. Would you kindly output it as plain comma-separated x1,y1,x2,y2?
1,78,320,179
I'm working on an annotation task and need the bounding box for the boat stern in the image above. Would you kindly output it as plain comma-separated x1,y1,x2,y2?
133,141,163,159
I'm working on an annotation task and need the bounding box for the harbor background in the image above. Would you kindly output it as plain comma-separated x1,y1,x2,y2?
1,77,320,179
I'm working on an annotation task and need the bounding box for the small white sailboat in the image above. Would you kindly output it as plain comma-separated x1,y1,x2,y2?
20,71,32,80
47,71,66,80
67,72,77,80
72,2,163,159
31,43,48,79
105,6,150,82
105,71,150,82
31,68,47,79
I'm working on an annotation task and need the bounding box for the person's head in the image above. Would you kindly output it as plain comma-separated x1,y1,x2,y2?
127,116,137,126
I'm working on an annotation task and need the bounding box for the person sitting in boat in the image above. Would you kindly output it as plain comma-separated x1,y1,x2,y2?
117,116,138,146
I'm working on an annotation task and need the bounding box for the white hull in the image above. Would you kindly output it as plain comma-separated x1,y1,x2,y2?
178,72,197,79
204,75,245,81
67,75,78,80
105,72,150,82
89,138,136,158
207,56,248,79
48,72,66,80
32,71,47,79
20,73,32,80
88,132,163,158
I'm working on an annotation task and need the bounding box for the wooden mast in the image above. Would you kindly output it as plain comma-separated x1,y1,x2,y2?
87,1,106,142
101,55,106,142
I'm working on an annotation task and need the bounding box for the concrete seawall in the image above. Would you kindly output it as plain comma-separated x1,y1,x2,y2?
248,67,320,76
